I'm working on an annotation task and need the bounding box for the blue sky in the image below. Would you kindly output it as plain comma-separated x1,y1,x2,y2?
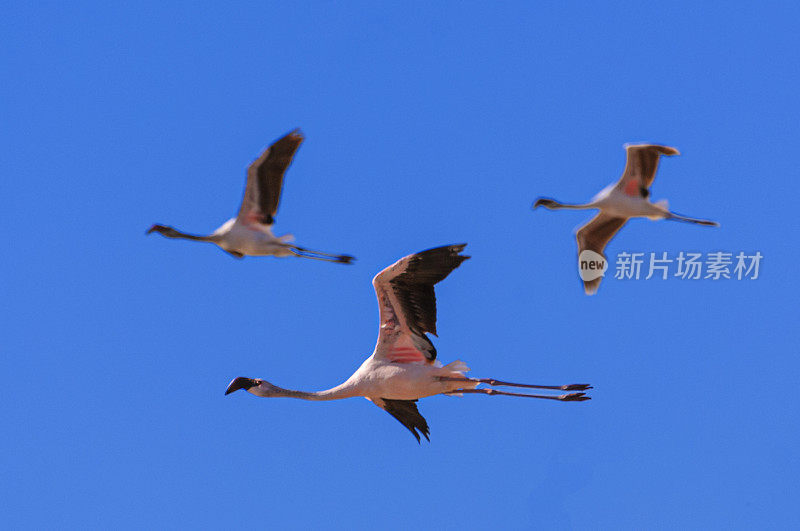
3,1,798,528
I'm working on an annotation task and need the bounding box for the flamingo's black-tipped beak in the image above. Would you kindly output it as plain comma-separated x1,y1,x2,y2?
147,224,169,235
225,377,258,395
533,198,557,210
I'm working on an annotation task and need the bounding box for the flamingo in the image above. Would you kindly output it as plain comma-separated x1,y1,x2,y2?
225,244,591,442
533,144,718,294
147,130,354,263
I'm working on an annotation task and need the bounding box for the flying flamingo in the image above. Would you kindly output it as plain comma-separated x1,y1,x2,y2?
533,144,718,294
225,244,591,442
147,130,354,263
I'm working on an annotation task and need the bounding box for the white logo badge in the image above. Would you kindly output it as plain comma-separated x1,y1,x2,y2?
578,250,607,281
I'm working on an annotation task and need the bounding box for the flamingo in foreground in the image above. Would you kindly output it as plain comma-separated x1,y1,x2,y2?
147,130,354,263
533,144,718,294
226,244,591,442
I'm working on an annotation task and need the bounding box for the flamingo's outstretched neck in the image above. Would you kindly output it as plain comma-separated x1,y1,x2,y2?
276,384,358,401
533,197,594,211
147,224,213,242
225,377,358,401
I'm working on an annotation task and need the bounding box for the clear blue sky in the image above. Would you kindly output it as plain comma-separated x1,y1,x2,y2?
3,2,798,529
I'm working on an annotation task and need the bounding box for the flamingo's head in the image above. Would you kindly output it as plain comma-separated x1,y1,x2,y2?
224,377,280,397
533,197,559,210
147,224,178,237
